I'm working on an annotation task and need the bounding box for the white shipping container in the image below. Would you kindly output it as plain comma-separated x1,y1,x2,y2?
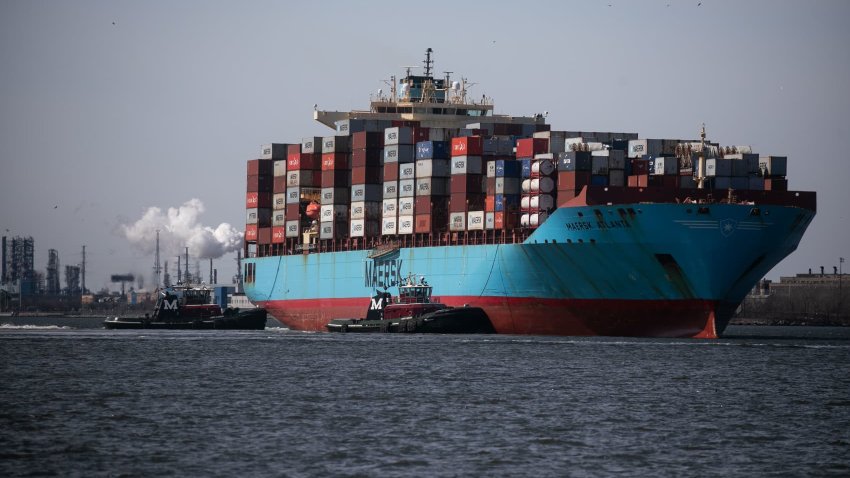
351,184,382,202
416,177,449,196
653,157,678,175
273,193,287,210
485,212,495,230
759,156,787,176
272,211,286,227
398,197,415,216
349,219,380,238
285,220,300,238
350,201,381,220
451,155,483,175
415,159,451,178
398,179,416,198
384,127,413,145
320,204,349,222
287,170,314,187
322,135,350,153
381,217,397,235
399,163,416,180
320,221,341,240
321,187,348,204
301,137,321,154
627,139,663,158
246,208,259,225
449,212,466,232
384,144,415,163
273,159,286,177
383,181,399,199
261,143,287,160
467,211,485,231
397,215,414,235
382,198,398,216
486,160,497,178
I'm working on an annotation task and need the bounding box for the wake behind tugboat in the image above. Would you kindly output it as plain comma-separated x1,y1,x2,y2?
103,283,267,330
326,274,495,333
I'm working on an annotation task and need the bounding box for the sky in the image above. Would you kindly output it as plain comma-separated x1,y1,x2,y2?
1,0,849,292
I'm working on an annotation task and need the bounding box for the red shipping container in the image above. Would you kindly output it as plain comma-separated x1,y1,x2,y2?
321,170,350,189
413,127,430,144
451,136,483,156
351,131,384,150
321,152,350,171
245,224,258,242
271,226,286,244
285,202,301,219
450,192,485,212
287,153,320,171
247,159,273,176
258,227,272,245
287,144,301,156
246,192,273,208
627,174,649,188
414,211,448,233
273,176,287,193
247,174,273,193
414,196,449,215
486,177,497,195
516,138,548,158
494,211,519,230
557,171,591,191
450,174,485,194
352,166,382,184
384,162,399,182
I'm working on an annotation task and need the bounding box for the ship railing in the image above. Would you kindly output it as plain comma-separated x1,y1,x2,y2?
249,228,535,259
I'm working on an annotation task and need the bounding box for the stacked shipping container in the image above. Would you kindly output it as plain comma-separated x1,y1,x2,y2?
246,125,792,251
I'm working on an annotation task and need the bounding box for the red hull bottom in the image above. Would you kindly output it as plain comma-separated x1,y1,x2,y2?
260,296,719,339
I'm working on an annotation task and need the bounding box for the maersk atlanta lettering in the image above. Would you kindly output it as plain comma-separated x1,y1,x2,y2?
241,49,816,338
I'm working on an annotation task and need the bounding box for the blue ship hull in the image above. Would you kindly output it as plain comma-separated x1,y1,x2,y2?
244,196,815,338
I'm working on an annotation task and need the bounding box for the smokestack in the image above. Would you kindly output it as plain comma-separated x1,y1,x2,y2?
184,247,189,283
209,258,213,284
820,266,824,276
177,256,182,283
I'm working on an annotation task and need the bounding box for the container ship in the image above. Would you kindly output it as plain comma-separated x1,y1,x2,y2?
241,49,816,338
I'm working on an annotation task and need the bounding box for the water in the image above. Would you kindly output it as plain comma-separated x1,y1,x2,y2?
2,320,849,477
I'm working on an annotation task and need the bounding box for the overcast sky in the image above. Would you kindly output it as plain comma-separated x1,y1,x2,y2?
1,0,848,292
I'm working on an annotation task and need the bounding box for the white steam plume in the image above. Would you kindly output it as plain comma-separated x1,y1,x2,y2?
121,199,243,260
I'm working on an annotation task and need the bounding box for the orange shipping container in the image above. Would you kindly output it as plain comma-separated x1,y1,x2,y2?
245,224,258,242
271,226,286,244
451,136,483,156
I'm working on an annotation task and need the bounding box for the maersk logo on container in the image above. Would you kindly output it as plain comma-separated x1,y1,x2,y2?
365,259,403,288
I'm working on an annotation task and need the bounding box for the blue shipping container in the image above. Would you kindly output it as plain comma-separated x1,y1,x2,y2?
415,141,449,160
495,194,520,212
521,159,532,179
495,159,521,177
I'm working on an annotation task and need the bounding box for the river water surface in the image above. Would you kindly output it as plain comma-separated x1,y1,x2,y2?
1,320,849,477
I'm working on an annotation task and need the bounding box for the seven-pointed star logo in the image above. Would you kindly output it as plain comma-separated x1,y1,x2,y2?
720,219,737,237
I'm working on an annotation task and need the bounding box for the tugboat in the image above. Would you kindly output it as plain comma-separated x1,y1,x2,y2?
103,283,267,330
326,274,495,333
